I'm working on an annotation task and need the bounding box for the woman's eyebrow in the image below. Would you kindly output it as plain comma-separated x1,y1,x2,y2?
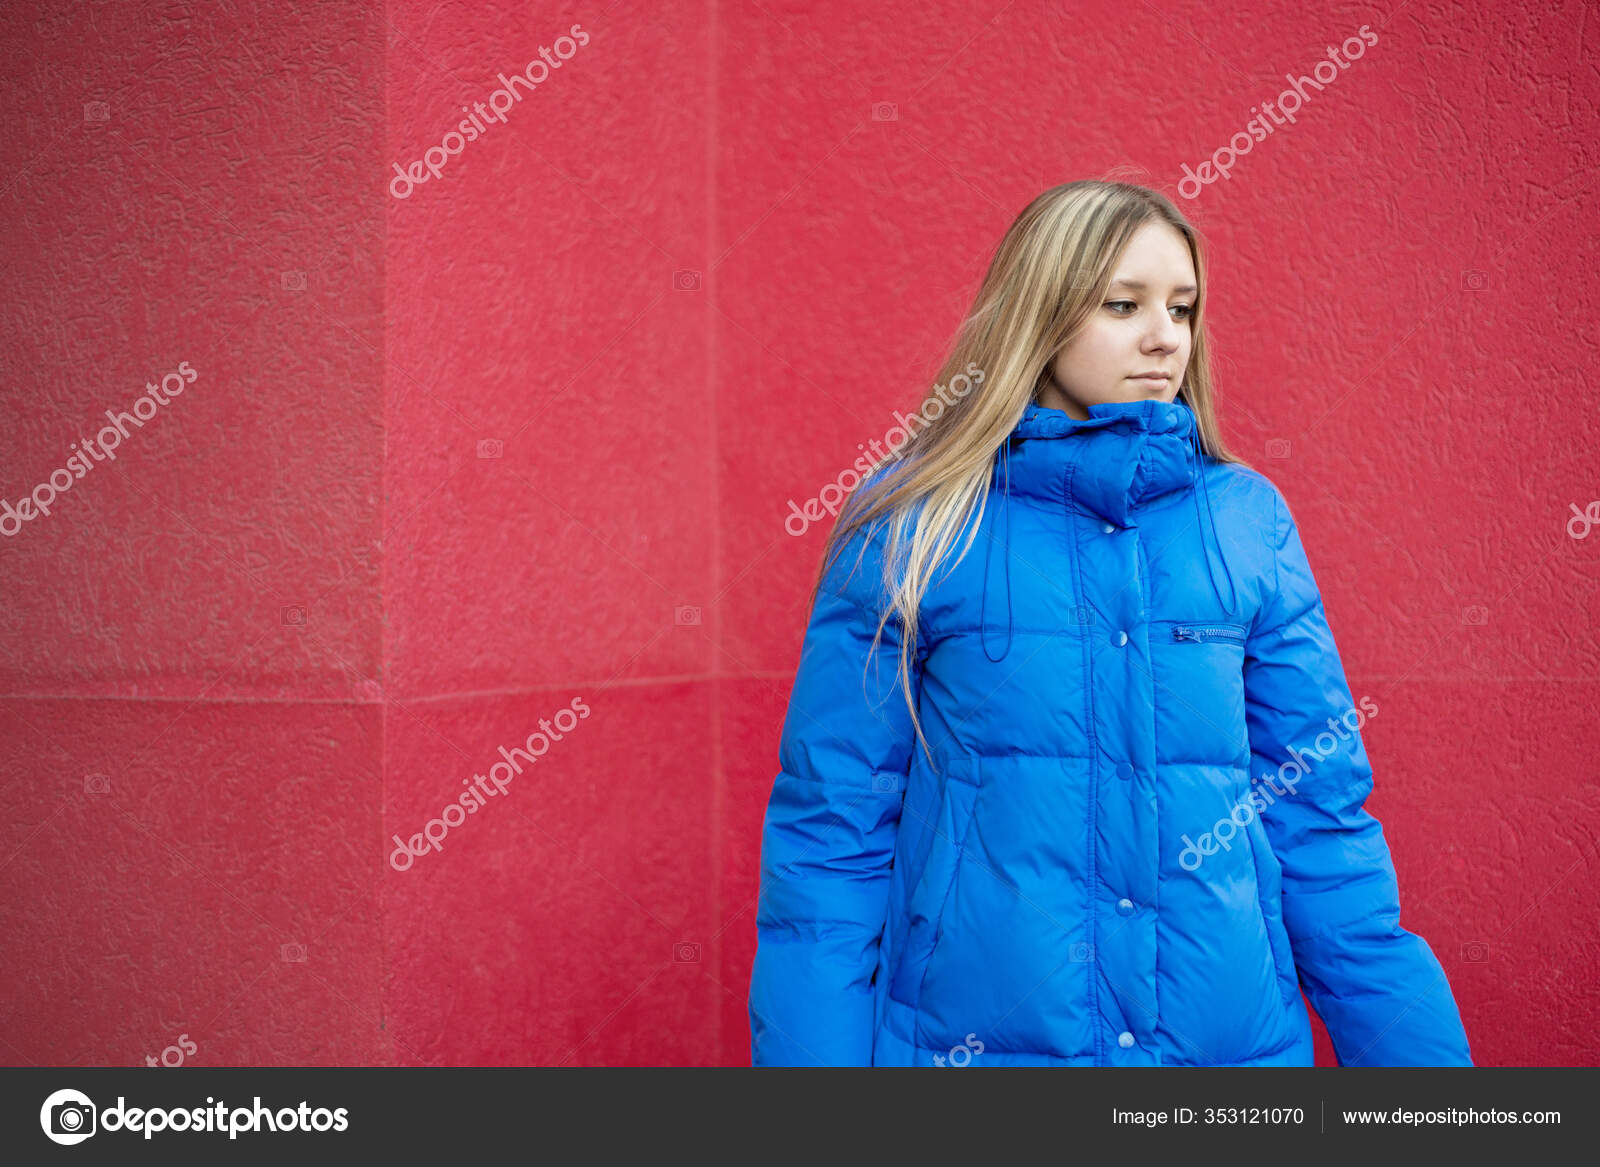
1109,277,1197,294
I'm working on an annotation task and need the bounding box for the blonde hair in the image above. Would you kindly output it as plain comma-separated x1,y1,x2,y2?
812,178,1253,765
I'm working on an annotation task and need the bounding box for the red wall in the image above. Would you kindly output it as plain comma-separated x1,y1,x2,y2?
2,0,1596,1067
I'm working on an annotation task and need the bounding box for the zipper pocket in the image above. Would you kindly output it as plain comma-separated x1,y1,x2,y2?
1171,622,1247,644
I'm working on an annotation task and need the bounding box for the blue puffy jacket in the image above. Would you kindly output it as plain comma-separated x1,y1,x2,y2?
749,397,1473,1067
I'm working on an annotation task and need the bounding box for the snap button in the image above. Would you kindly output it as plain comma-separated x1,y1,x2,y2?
1100,521,1115,534
1116,897,1134,916
1118,1031,1135,1049
1115,631,1128,646
1114,762,1134,782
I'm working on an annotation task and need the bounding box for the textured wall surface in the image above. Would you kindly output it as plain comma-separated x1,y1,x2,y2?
2,0,1596,1068
0,1,386,1066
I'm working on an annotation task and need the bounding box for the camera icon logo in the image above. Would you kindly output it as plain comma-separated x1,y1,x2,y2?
83,773,111,794
673,941,701,962
280,270,307,291
1070,605,1093,627
673,270,701,291
40,1089,96,1145
1460,269,1489,291
280,942,307,962
675,605,702,626
280,605,307,626
83,102,109,124
1460,605,1488,626
872,102,898,121
1461,941,1489,962
476,438,503,459
1069,940,1095,962
1265,438,1291,460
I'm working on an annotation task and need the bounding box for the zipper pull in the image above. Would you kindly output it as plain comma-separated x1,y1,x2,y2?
1173,626,1202,642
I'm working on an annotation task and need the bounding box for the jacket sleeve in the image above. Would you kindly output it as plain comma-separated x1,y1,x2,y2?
1243,486,1473,1067
748,517,921,1067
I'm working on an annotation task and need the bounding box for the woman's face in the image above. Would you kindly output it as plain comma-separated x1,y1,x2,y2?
1038,220,1197,420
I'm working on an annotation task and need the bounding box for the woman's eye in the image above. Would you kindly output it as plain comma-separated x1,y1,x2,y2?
1106,300,1195,319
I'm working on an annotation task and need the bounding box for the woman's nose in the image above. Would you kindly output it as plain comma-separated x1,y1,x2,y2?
1145,318,1180,351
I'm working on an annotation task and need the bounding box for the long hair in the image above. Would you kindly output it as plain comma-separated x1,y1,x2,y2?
811,178,1253,765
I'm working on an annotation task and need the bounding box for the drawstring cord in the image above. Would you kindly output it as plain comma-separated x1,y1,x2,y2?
981,437,1015,662
1189,422,1240,617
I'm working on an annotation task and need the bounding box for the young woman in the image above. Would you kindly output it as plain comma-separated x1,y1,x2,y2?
747,180,1473,1068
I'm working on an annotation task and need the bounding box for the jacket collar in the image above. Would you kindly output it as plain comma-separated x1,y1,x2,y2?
979,395,1239,662
992,397,1198,526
